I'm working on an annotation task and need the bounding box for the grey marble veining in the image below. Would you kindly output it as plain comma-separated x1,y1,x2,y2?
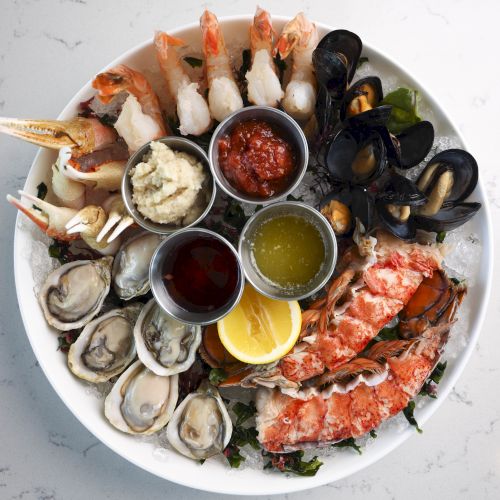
1,0,499,499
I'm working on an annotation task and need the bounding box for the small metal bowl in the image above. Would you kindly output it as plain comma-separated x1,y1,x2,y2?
122,136,216,235
239,201,337,301
208,106,309,205
150,228,245,325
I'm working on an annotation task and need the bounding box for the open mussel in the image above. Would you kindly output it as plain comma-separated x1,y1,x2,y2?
320,185,374,235
325,124,387,185
316,29,362,84
376,173,426,240
413,148,481,231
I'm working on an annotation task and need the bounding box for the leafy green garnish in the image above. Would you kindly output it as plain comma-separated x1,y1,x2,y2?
436,231,446,243
419,361,447,399
224,442,246,468
223,198,248,230
199,459,206,465
184,56,203,68
286,194,304,202
233,401,257,426
403,400,422,433
332,437,362,455
374,324,400,342
49,240,71,264
357,56,369,69
232,426,260,450
263,450,323,477
430,361,447,384
379,87,421,134
370,430,377,439
57,330,80,353
274,54,287,83
208,368,227,385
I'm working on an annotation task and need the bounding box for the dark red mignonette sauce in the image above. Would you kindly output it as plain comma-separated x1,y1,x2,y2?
162,235,239,313
218,119,296,198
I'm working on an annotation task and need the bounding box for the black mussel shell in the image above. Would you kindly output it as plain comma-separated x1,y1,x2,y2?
313,48,348,100
351,185,374,229
325,125,387,185
376,199,416,240
378,173,427,206
414,202,481,232
395,121,435,169
319,186,352,209
345,105,393,129
341,77,383,121
317,30,362,84
416,149,479,204
315,84,334,138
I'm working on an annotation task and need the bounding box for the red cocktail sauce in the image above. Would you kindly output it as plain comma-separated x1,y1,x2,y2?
218,119,296,198
162,236,239,313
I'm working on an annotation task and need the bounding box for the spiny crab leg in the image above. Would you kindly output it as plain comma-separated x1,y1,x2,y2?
0,117,117,156
7,190,78,241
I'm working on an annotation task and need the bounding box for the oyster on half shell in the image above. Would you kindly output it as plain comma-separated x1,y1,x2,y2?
104,360,178,435
134,299,202,376
39,256,113,331
67,303,142,383
112,232,162,300
166,381,232,460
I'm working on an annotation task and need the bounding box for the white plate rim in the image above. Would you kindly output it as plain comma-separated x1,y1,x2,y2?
12,14,494,496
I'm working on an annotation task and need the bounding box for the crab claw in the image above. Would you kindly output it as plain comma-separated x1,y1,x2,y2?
65,205,107,236
7,190,78,241
0,117,117,156
96,195,134,243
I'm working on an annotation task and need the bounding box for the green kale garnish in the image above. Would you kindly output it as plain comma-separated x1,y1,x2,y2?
370,430,377,439
223,198,248,231
49,240,71,264
232,426,260,450
263,450,323,477
374,324,400,342
208,368,227,386
419,361,447,399
332,437,362,455
233,401,257,426
357,56,369,69
36,182,48,200
436,231,447,243
224,442,246,468
184,56,203,68
379,87,421,134
403,400,422,433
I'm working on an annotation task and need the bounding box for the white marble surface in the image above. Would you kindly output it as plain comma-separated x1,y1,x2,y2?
1,0,499,498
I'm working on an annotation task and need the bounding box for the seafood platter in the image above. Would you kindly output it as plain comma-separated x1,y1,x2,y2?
6,8,492,495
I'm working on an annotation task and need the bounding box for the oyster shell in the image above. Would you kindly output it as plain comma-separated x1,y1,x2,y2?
39,256,112,331
67,303,142,383
104,359,178,435
166,381,232,460
112,232,162,300
134,299,201,376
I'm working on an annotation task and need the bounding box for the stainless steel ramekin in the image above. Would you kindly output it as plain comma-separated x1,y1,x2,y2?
122,136,216,235
238,201,337,301
208,106,309,204
150,228,245,325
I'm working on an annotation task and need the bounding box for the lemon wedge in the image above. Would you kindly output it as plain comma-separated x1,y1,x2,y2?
217,284,302,364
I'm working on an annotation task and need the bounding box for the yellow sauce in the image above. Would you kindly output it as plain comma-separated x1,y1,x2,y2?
252,215,325,288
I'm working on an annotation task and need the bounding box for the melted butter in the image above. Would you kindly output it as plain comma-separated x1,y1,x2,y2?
251,215,325,288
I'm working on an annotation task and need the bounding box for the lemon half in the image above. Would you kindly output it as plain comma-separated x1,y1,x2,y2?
217,284,302,364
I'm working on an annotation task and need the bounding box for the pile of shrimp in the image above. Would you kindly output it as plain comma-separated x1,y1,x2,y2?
2,8,318,256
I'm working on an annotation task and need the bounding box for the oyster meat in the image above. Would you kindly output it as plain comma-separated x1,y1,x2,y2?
112,232,162,300
105,360,178,435
134,299,201,376
166,381,232,460
67,303,142,383
39,256,113,331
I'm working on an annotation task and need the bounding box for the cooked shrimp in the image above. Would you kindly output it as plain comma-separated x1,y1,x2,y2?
92,64,166,149
200,10,243,122
275,12,318,120
245,7,284,107
154,31,212,136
